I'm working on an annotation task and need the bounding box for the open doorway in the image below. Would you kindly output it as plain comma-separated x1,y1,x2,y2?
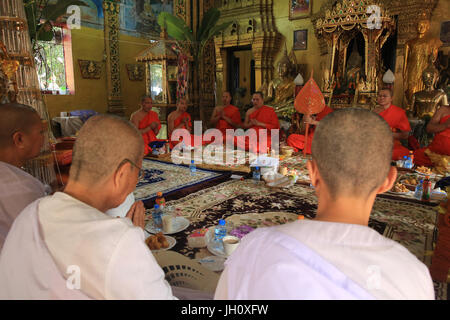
226,45,255,110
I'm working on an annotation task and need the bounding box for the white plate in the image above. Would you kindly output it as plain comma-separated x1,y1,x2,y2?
145,215,190,235
205,228,228,258
387,190,413,196
197,256,226,272
145,234,176,252
415,170,434,177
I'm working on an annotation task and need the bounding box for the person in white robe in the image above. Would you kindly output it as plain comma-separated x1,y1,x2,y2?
0,115,176,299
214,108,435,300
0,103,49,251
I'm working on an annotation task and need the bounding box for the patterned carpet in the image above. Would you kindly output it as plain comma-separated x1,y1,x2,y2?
133,159,225,202
150,179,447,300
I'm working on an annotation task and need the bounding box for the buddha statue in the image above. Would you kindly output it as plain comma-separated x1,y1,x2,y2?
412,61,448,119
403,15,442,109
345,41,363,92
266,50,296,106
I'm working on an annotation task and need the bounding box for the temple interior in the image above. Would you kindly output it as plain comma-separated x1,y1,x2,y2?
0,0,449,301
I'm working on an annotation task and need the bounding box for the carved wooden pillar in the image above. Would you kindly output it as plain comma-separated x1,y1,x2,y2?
103,0,125,116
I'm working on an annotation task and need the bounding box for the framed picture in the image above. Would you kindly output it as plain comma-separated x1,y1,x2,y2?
289,0,312,20
440,21,450,47
294,30,308,50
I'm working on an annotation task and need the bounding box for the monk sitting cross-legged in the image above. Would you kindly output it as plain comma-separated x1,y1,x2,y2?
210,91,242,140
287,105,333,154
374,88,412,160
168,98,210,149
414,105,450,167
130,95,163,156
234,91,280,153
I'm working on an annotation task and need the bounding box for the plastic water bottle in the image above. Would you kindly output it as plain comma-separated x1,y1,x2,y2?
214,219,227,250
152,204,163,232
414,180,423,200
404,157,412,169
402,156,408,168
252,166,261,183
189,160,196,176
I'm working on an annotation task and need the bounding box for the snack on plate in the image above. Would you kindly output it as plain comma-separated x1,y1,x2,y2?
392,182,409,193
416,166,432,175
146,232,169,250
403,177,418,186
187,228,208,248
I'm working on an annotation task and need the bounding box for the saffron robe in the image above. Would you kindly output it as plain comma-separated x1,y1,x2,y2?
287,106,334,154
230,105,280,153
379,105,412,160
216,104,242,136
414,114,450,166
170,112,211,148
139,110,162,155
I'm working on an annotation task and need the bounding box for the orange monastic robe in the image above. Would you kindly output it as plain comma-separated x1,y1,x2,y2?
231,105,280,153
379,104,412,160
414,114,450,166
216,104,242,136
287,105,333,154
169,112,208,149
139,110,161,155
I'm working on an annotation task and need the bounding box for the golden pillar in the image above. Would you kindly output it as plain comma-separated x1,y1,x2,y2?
103,0,125,116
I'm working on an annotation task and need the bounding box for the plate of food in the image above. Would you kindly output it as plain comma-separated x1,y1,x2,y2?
415,166,433,176
145,215,190,235
389,182,411,195
401,176,420,188
145,232,176,252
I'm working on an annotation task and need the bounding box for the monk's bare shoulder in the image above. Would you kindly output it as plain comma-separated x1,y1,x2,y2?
246,107,255,116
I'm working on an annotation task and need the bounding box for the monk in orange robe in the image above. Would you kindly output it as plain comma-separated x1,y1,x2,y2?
210,91,242,140
375,88,411,160
287,105,333,154
414,105,450,166
234,92,280,153
130,96,162,155
167,98,208,149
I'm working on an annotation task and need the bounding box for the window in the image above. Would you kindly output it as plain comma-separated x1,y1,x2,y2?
35,26,74,95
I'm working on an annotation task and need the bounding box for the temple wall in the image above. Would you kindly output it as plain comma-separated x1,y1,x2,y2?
44,26,148,119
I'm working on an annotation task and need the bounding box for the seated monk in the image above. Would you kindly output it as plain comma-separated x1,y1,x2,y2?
237,92,280,153
373,88,412,160
287,105,333,154
413,105,450,167
0,103,50,251
210,91,242,139
167,98,207,149
130,95,162,156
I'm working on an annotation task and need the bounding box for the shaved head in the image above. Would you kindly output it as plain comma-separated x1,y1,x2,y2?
70,115,144,184
0,103,41,148
311,108,393,199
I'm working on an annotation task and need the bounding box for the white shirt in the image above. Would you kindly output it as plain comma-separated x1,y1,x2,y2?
214,220,435,300
0,192,176,300
0,161,47,251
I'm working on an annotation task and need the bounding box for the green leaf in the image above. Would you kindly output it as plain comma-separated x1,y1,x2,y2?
157,12,193,42
197,7,220,42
